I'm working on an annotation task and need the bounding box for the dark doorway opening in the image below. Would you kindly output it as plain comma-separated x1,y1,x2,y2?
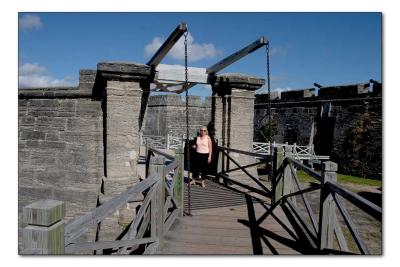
314,117,335,155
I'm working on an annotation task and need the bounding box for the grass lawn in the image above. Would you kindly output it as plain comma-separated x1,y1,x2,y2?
297,170,382,188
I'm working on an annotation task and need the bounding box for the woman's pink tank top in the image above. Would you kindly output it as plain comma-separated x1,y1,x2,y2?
196,136,210,154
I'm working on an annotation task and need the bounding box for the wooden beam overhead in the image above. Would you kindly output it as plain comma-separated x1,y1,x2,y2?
206,37,267,74
155,64,208,84
146,23,188,67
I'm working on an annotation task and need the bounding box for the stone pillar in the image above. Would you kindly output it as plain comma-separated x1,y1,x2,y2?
96,62,151,245
98,62,151,193
211,74,265,185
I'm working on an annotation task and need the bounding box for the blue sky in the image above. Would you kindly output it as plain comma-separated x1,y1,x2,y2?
18,12,381,96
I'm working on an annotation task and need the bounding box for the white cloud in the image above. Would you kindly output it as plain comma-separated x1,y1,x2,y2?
269,45,289,57
145,33,221,62
19,63,46,76
19,63,75,89
256,86,292,94
19,14,43,31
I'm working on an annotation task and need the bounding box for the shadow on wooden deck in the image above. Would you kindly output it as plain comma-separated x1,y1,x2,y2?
237,194,319,255
161,179,319,255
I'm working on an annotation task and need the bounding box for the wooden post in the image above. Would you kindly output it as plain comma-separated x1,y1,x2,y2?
272,146,284,204
283,146,296,205
22,199,65,254
318,161,338,251
173,148,184,216
139,131,143,156
149,156,165,251
166,133,170,150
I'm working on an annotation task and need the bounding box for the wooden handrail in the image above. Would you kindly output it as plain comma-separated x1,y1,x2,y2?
271,152,381,254
148,146,175,160
327,182,382,221
218,145,271,159
286,157,322,182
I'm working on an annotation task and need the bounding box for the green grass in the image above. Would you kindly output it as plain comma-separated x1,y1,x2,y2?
297,170,381,188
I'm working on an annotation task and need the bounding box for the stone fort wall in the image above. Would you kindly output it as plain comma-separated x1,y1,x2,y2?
143,94,212,138
254,82,382,179
18,70,104,250
141,82,382,179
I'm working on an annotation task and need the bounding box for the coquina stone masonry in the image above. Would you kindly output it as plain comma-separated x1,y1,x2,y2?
143,95,212,138
254,82,382,179
18,73,104,252
94,62,152,248
211,73,265,186
18,62,153,253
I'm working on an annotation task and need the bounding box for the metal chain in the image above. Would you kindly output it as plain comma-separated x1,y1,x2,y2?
184,30,191,215
266,42,271,133
266,41,273,181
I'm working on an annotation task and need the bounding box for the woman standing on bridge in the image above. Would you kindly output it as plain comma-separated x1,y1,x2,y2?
190,126,212,188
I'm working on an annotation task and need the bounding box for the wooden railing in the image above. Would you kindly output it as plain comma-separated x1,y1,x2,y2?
21,147,184,255
213,145,381,254
141,134,184,150
142,134,329,162
253,141,329,161
215,145,272,199
270,146,381,254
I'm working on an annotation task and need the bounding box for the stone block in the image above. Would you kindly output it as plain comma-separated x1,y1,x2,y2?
20,130,46,141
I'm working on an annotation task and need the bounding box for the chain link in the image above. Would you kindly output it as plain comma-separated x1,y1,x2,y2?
266,41,271,133
183,30,191,215
266,41,273,181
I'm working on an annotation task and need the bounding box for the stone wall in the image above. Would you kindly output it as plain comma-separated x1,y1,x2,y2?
254,83,382,179
18,84,104,251
18,62,153,252
143,94,212,138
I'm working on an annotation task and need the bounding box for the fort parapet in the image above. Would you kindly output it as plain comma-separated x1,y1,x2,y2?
254,82,382,179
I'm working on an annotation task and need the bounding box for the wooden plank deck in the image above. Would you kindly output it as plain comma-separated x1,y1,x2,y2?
160,204,301,255
159,179,304,255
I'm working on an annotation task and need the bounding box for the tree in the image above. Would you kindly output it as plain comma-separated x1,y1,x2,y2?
259,119,278,142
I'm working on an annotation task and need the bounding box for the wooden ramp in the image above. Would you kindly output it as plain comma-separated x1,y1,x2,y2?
160,183,304,255
183,179,251,210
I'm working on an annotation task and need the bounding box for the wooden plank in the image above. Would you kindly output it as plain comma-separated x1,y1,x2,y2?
332,194,369,254
218,146,270,159
150,188,157,239
123,185,156,240
156,64,208,84
333,212,349,252
164,196,172,219
284,200,318,248
273,147,285,204
143,241,159,255
151,83,185,93
206,37,267,74
156,167,166,249
287,157,322,182
164,209,179,233
289,163,319,234
220,150,272,194
147,23,187,67
223,161,265,174
65,175,158,244
327,182,382,221
149,147,175,160
65,238,156,253
118,209,151,254
318,162,337,251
